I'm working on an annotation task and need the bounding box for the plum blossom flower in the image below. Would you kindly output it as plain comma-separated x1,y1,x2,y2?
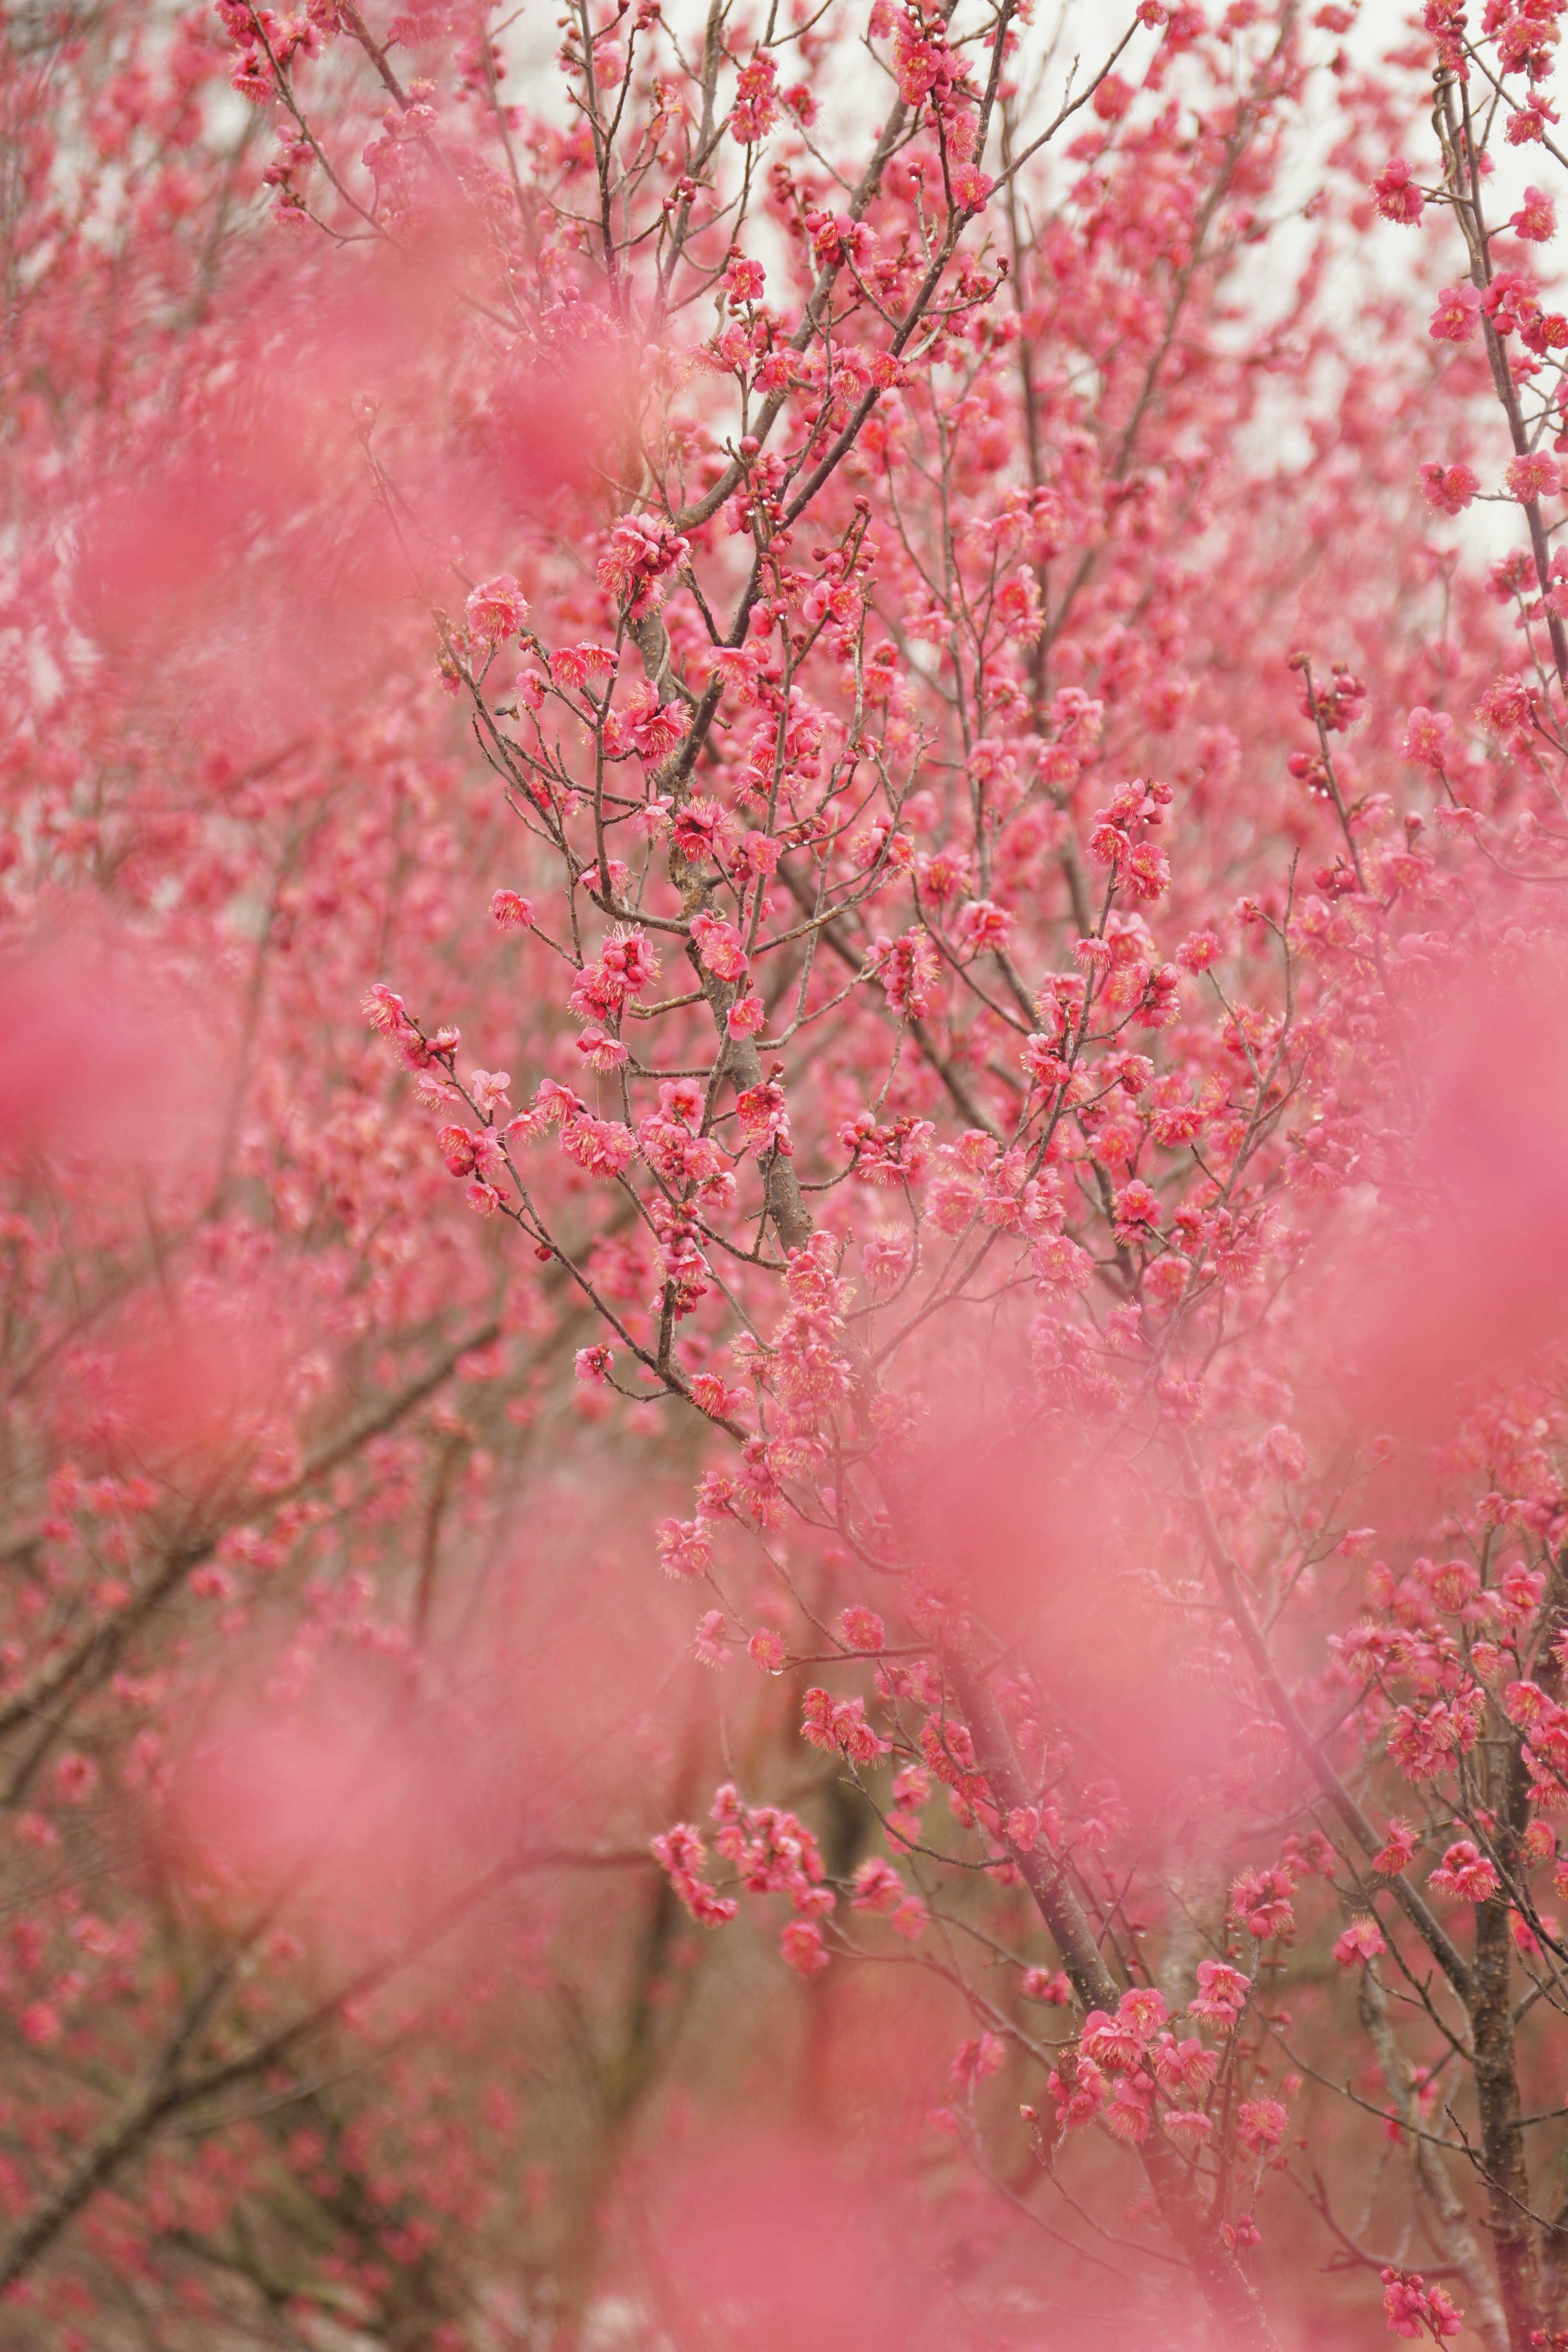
466,574,528,640
1048,2051,1108,2128
1508,96,1560,146
1401,707,1453,770
1152,2033,1217,2097
801,1686,891,1763
1106,2077,1155,2143
1511,186,1557,242
956,898,1013,956
575,1025,628,1073
1382,2270,1463,2341
780,1918,829,1976
1428,1840,1500,1903
1483,272,1541,338
1334,1915,1387,1967
692,1609,729,1668
840,1605,885,1650
1231,1864,1296,1940
731,51,779,143
951,2033,1006,2087
1236,2096,1287,2154
690,909,750,980
1112,1178,1161,1239
1507,451,1560,503
656,1517,713,1578
1428,283,1481,344
651,1824,738,1928
1372,158,1425,225
1175,928,1221,971
850,1857,906,1914
1476,675,1535,739
1419,461,1479,515
363,981,411,1034
1189,1958,1251,2031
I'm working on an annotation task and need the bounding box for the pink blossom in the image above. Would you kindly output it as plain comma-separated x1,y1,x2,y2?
1334,1915,1387,1967
840,1605,885,1650
1103,2076,1154,2143
1372,157,1425,225
1401,707,1453,770
1175,929,1221,971
1428,283,1481,343
1236,2095,1287,2153
1189,1958,1251,2032
780,1918,829,1976
1428,1839,1500,1903
1511,185,1557,242
1508,96,1560,145
1476,675,1535,738
1032,1234,1092,1291
801,1687,892,1763
1382,2270,1464,2341
956,898,1014,956
747,1627,785,1672
559,1114,636,1178
1113,1179,1161,1239
731,51,779,143
951,2032,1006,2086
1152,2034,1217,2098
850,1856,906,1914
1120,1986,1168,2037
1418,460,1479,515
692,1609,730,1669
575,1025,628,1073
656,1517,713,1578
363,981,411,1035
1483,271,1541,339
551,641,617,690
1506,451,1559,503
690,910,750,980
466,574,529,641
1049,2052,1108,2128
1082,2007,1143,2070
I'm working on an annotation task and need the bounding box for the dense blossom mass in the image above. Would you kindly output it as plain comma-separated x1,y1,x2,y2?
8,0,1568,2344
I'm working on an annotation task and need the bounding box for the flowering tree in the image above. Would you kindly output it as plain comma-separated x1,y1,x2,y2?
9,0,1568,2345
